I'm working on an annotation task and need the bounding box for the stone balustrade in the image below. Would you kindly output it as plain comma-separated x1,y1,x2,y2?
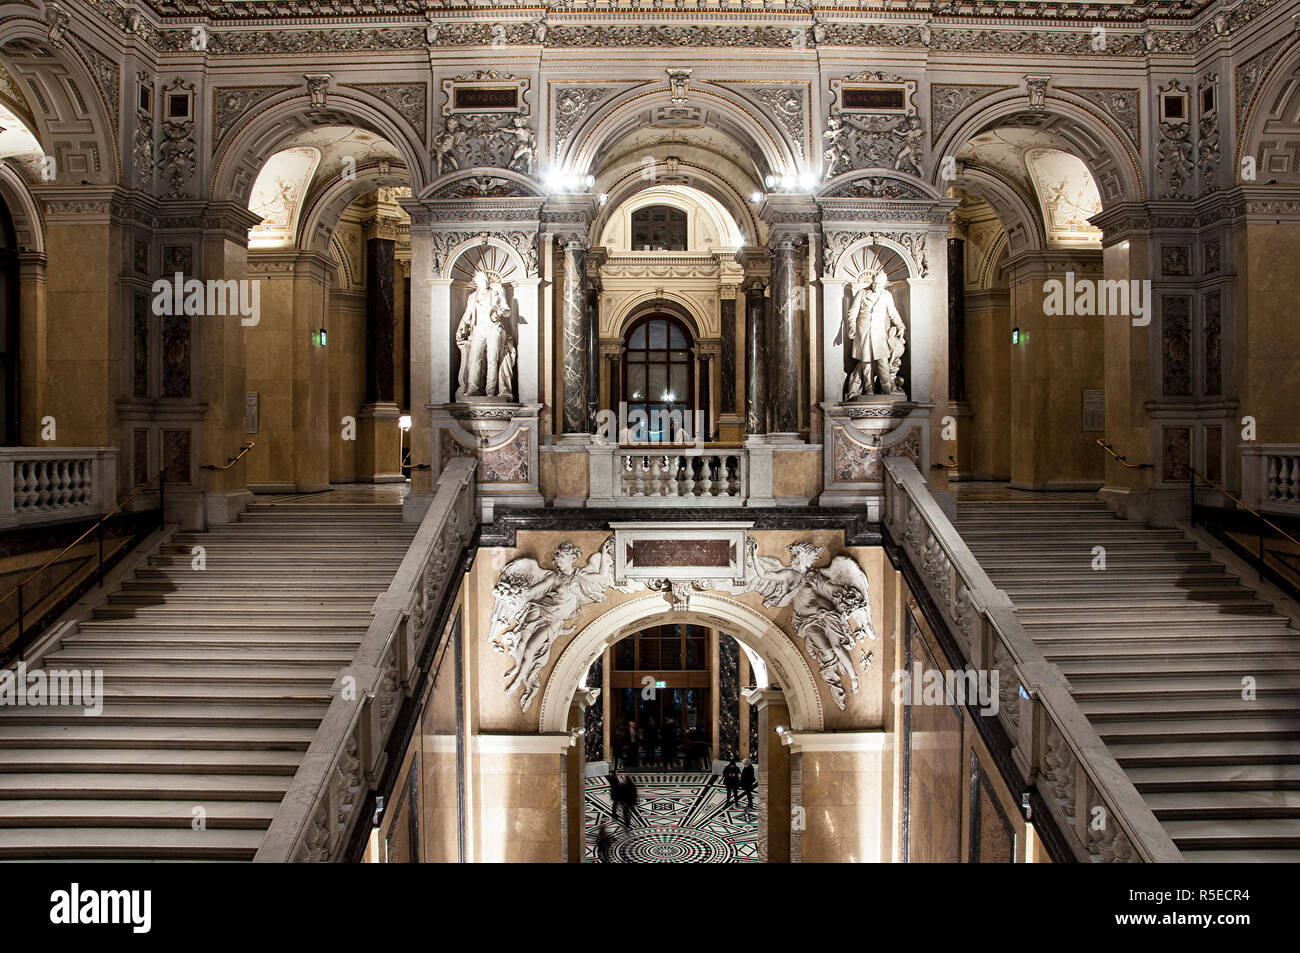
882,457,1184,863
254,457,477,863
618,449,747,502
0,447,120,530
1241,445,1300,516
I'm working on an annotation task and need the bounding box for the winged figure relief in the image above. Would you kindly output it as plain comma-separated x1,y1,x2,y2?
489,537,637,711
746,536,877,710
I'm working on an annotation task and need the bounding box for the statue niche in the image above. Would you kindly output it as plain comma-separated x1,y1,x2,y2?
455,269,518,401
844,269,907,400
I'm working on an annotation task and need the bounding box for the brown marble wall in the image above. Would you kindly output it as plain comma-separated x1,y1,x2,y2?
798,745,892,862
473,751,564,862
963,295,1013,480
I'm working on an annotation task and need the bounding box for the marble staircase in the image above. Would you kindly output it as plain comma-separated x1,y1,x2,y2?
0,500,415,861
957,499,1300,863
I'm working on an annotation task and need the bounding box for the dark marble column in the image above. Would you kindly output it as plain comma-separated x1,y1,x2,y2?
770,240,800,434
720,297,737,415
606,352,621,418
561,241,589,433
365,237,396,404
699,352,712,441
586,286,600,425
402,273,411,411
947,237,966,403
744,279,767,436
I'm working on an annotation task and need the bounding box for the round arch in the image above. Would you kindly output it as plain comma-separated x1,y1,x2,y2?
0,163,43,255
933,93,1144,206
209,92,428,206
0,23,119,182
1236,38,1300,183
592,160,761,249
609,291,708,341
564,84,799,185
950,166,1048,257
538,591,826,734
831,235,922,282
295,159,410,252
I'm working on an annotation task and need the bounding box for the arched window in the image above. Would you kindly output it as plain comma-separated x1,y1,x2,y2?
0,199,18,446
630,205,687,251
623,315,693,441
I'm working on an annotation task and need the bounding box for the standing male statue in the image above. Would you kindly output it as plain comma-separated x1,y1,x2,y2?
845,270,907,399
456,270,516,400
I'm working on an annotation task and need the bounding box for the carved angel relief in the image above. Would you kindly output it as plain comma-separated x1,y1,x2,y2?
489,539,640,711
488,534,877,712
745,538,877,710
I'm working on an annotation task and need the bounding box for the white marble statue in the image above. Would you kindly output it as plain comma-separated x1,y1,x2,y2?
489,539,633,710
746,538,876,711
456,270,517,400
845,270,907,399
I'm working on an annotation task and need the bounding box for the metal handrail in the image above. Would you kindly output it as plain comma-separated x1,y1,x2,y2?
1190,467,1300,549
1095,438,1152,470
0,467,166,654
202,440,255,471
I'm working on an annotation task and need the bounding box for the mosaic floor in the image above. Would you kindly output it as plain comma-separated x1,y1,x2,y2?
584,772,759,863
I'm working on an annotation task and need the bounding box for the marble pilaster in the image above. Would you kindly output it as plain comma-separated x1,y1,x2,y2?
744,277,768,436
561,240,589,434
770,239,801,436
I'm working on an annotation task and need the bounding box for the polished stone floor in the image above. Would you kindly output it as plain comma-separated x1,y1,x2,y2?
952,480,1101,503
585,772,758,863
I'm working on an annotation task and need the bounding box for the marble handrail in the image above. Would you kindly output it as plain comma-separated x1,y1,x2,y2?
618,448,747,502
1241,444,1300,516
254,457,477,863
882,457,1183,863
0,447,119,529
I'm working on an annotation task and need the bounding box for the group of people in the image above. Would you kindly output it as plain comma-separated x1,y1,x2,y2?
615,716,710,771
605,769,639,827
722,758,757,811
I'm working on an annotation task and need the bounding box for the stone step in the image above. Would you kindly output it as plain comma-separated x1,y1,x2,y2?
0,826,265,859
120,581,390,595
1143,790,1300,818
0,799,278,829
0,703,327,728
1126,764,1300,791
1078,695,1300,718
1109,741,1300,767
0,748,302,775
1069,676,1300,699
77,620,368,634
1025,619,1295,637
46,644,356,664
72,629,363,646
1182,848,1300,863
1161,819,1300,849
1016,605,1279,623
42,662,342,682
0,724,314,750
97,684,334,703
0,772,291,799
91,607,374,624
1097,716,1300,744
103,594,379,610
1006,589,1257,606
1058,657,1300,677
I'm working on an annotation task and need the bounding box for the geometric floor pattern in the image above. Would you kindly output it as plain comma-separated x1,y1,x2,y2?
584,772,759,863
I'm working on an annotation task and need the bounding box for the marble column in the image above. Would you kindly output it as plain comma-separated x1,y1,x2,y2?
744,278,768,436
358,235,401,484
770,239,800,435
365,237,396,404
699,351,712,442
561,241,589,434
947,237,966,403
586,284,600,425
720,297,737,415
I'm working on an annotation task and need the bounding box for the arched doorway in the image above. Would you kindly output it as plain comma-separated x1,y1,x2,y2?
0,198,17,446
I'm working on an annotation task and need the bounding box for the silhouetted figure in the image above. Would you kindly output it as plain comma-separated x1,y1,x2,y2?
644,717,659,768
606,768,621,820
662,719,678,768
740,758,757,811
723,758,741,807
617,776,637,826
624,720,639,769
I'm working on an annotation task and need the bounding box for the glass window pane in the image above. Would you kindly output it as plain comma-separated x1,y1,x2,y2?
614,639,635,670
670,365,688,398
626,364,646,400
661,636,681,670
685,635,705,669
669,323,687,347
639,637,660,670
648,365,668,401
648,320,668,349
628,324,646,348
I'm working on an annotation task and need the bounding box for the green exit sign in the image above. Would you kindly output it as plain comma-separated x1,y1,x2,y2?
655,680,667,689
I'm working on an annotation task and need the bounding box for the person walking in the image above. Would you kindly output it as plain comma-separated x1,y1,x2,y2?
723,758,741,808
662,719,678,769
644,717,659,769
624,720,639,769
740,757,757,812
596,821,615,863
606,768,621,820
617,775,637,827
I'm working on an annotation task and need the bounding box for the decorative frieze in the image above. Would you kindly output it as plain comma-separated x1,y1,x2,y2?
1059,87,1141,149
344,82,427,139
211,86,292,147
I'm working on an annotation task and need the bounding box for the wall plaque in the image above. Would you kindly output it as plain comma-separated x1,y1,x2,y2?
1082,389,1105,431
245,391,259,434
612,522,752,585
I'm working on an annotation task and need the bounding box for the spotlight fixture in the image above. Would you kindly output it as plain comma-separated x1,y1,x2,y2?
398,415,412,432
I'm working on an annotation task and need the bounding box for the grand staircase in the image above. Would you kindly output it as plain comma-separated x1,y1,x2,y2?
0,500,414,860
957,498,1300,863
